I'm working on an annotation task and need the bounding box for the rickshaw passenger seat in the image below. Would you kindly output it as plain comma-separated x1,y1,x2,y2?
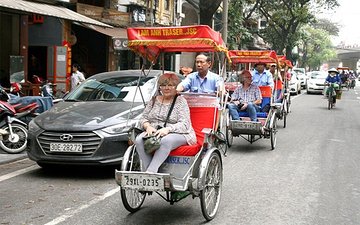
169,106,217,156
238,86,271,118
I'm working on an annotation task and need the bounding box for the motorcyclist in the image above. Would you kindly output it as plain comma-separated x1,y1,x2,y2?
324,68,341,106
349,71,356,89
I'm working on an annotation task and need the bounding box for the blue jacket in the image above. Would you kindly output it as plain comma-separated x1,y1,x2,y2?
325,74,341,84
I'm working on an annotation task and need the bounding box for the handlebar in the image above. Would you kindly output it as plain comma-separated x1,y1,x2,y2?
318,83,339,87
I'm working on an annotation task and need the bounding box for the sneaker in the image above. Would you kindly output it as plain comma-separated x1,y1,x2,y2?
171,191,190,201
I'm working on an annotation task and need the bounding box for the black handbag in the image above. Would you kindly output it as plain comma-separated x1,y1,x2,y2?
142,95,178,154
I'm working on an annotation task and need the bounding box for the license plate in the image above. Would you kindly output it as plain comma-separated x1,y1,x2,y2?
233,122,260,130
121,173,164,191
50,143,82,152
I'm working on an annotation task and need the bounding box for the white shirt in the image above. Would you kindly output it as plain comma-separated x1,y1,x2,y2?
71,70,85,90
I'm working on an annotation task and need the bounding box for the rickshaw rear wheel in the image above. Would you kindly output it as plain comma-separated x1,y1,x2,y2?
120,150,146,213
200,152,222,221
270,113,277,150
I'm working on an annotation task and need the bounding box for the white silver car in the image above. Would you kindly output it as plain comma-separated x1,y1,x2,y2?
293,68,307,88
289,71,301,95
306,71,328,94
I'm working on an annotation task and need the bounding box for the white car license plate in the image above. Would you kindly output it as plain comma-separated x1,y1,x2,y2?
50,143,82,152
121,174,164,191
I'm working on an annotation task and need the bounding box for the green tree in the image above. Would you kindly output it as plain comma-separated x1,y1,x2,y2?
228,0,248,49
227,0,339,61
298,25,336,70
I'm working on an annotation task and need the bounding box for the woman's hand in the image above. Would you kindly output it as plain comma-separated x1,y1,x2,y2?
145,125,157,136
155,127,170,138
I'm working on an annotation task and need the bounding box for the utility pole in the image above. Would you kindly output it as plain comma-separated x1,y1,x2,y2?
222,0,229,45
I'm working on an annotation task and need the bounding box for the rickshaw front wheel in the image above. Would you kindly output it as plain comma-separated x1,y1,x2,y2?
120,150,146,213
225,111,234,148
120,188,146,213
282,107,287,128
200,152,222,221
270,113,277,150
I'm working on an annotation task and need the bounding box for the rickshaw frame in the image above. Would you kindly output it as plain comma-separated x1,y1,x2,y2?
114,25,230,221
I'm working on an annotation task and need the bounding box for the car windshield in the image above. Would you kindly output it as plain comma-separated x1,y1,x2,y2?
66,76,156,102
226,73,239,82
293,68,305,75
310,72,327,79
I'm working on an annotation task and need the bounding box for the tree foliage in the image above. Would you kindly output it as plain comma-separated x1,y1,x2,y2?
227,0,251,49
298,24,337,70
228,0,339,62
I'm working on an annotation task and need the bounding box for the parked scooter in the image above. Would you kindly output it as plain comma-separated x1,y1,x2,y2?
0,89,35,153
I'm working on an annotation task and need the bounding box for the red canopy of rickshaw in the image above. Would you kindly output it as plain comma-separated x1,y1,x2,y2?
127,25,228,62
277,55,293,68
228,50,278,65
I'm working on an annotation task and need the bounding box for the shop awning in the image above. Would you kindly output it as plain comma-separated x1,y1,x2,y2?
0,0,111,28
82,24,127,38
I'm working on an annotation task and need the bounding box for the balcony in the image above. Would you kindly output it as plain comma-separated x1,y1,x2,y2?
76,3,130,27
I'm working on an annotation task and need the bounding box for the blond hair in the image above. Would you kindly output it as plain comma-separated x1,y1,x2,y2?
158,73,180,86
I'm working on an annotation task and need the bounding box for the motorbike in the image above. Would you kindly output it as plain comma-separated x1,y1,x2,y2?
0,89,36,153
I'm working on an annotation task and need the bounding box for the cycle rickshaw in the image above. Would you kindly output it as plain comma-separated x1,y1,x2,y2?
274,55,293,128
337,66,350,89
115,25,229,221
225,50,280,150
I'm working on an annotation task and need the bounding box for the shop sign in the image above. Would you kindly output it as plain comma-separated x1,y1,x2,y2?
113,38,128,50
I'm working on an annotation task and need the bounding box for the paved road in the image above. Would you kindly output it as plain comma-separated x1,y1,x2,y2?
1,86,360,225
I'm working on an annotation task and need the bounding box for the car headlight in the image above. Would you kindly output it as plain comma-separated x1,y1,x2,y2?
102,121,137,134
308,81,314,85
28,120,42,133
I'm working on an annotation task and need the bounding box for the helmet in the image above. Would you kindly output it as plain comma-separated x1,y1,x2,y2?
328,68,339,74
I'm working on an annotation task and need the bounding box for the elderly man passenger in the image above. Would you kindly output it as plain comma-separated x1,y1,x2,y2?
228,70,262,122
136,73,197,173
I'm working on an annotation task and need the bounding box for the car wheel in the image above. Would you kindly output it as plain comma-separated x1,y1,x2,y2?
294,87,298,95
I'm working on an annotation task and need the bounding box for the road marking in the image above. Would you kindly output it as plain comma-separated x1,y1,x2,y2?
0,165,38,182
290,91,304,100
44,187,119,225
328,139,345,143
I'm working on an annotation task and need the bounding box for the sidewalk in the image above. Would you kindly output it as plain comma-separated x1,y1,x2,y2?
0,150,28,165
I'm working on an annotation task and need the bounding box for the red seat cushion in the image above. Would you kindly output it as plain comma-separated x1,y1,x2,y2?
170,107,217,156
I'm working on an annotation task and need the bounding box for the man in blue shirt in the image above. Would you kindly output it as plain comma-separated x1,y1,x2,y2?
251,62,274,89
176,53,224,94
